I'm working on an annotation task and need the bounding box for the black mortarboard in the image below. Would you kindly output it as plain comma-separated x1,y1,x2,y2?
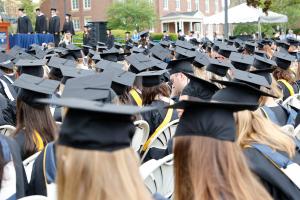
50,8,57,11
276,40,290,51
175,40,194,50
125,31,131,34
16,59,46,77
0,52,14,63
18,8,24,11
37,97,155,151
139,31,149,38
13,74,59,108
253,55,277,69
62,74,113,101
104,67,136,95
54,47,69,56
66,44,82,60
148,41,157,49
218,44,237,58
234,38,244,48
114,43,123,50
193,51,209,68
98,42,106,46
167,57,194,75
0,60,14,70
261,39,273,46
250,68,275,85
65,13,71,17
92,54,102,62
287,38,299,47
61,66,96,84
137,69,169,87
36,8,40,11
175,46,196,59
126,53,153,73
149,56,168,70
160,40,171,48
229,52,254,71
95,59,123,71
150,44,172,61
131,46,146,54
48,57,77,69
206,58,234,77
272,51,296,70
181,72,219,100
254,50,267,58
244,42,257,54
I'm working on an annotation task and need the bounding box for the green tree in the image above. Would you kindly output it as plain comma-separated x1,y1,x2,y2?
22,0,37,27
107,0,156,32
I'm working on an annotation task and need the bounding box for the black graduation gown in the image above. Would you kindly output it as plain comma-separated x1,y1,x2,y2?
83,32,91,45
62,21,75,35
0,93,16,126
35,14,47,33
244,148,300,200
0,74,17,101
142,100,178,138
17,16,33,34
278,81,299,101
0,135,28,198
106,35,115,49
48,16,60,34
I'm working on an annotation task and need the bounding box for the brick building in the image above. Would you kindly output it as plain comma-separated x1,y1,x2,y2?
40,0,224,35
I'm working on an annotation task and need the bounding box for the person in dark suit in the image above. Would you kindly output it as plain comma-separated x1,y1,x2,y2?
161,31,170,41
16,8,33,34
48,8,60,47
35,8,47,34
105,29,115,49
62,14,75,36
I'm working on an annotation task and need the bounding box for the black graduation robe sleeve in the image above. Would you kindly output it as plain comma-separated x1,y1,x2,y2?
26,16,33,33
17,16,33,33
244,148,300,200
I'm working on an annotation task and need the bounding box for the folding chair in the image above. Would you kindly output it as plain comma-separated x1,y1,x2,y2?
0,125,16,136
141,119,179,162
18,195,49,200
132,120,150,153
140,154,174,199
23,151,41,183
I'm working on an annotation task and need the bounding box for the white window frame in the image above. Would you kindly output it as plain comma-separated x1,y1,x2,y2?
205,0,210,13
72,18,80,31
71,0,79,10
195,0,200,11
163,23,169,32
175,0,180,11
84,16,92,26
163,0,168,10
83,0,91,10
187,0,192,11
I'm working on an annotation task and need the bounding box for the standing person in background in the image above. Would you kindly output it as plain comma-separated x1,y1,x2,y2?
62,14,75,36
161,31,170,41
48,8,60,47
0,15,3,22
132,30,140,43
83,25,91,45
16,8,33,34
35,8,47,34
177,30,185,41
105,29,115,49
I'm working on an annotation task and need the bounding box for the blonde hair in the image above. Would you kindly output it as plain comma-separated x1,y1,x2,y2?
259,75,283,105
57,146,152,200
236,110,295,158
174,136,272,200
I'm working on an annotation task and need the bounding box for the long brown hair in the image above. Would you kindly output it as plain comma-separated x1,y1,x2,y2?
13,99,57,157
142,83,170,105
236,110,295,157
57,146,152,200
273,68,296,84
174,136,272,200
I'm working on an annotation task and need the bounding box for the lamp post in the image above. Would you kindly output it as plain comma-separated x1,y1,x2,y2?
224,0,228,39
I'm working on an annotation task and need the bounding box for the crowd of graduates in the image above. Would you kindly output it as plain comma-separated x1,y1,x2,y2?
0,20,300,200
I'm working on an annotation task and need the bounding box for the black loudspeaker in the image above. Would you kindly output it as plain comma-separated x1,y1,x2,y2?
89,21,107,43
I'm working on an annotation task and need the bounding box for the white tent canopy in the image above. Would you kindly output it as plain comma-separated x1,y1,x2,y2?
203,3,288,25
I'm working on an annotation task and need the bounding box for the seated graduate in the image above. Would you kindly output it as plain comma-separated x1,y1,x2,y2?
0,134,28,199
236,109,300,200
28,73,118,196
0,57,17,101
12,73,59,160
33,97,157,200
171,71,274,200
272,52,299,101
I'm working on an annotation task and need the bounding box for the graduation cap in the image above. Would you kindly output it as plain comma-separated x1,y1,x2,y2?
16,59,46,77
261,39,273,46
104,67,136,95
181,72,219,100
61,66,96,84
250,68,275,85
13,74,60,108
114,42,123,49
95,59,123,71
0,60,14,70
65,13,71,17
175,46,196,59
150,44,172,61
97,45,108,52
275,40,290,52
287,38,299,47
100,48,120,62
18,8,24,11
244,42,257,54
167,57,194,75
206,58,234,77
62,74,113,101
193,51,209,68
97,42,106,46
37,97,155,151
253,55,277,69
66,44,82,60
139,31,149,38
131,46,146,54
234,38,244,48
229,52,254,71
54,47,69,56
218,44,237,58
175,40,194,50
34,48,47,59
125,31,131,34
137,69,169,87
92,54,102,62
148,41,157,49
254,50,267,58
48,57,77,69
50,8,57,11
0,52,14,63
149,56,168,70
272,51,296,70
126,53,153,73
160,40,171,48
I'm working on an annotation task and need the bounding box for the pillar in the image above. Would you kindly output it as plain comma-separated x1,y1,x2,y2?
175,21,178,33
189,21,193,31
